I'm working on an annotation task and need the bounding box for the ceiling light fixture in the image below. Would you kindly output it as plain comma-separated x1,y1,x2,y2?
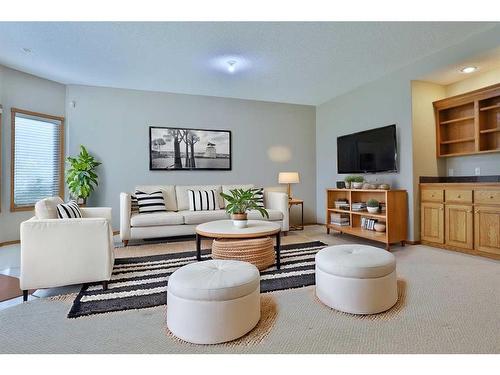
460,66,477,74
227,60,237,73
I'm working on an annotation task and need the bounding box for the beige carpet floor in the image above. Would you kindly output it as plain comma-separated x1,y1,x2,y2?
0,226,499,354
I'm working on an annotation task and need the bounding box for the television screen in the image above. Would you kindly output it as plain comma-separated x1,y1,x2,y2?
337,124,397,173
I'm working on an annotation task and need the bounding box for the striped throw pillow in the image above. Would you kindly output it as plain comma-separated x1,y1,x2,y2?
254,188,265,208
130,195,139,213
57,200,82,219
188,189,220,211
135,190,167,214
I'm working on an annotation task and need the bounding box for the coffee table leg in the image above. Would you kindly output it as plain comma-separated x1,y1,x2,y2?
196,234,202,261
276,232,281,270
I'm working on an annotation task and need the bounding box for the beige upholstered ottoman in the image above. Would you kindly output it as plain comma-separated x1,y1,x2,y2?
167,259,261,344
212,237,275,270
315,245,397,314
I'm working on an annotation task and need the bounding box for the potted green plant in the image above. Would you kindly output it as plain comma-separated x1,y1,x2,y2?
220,188,269,228
345,175,364,189
366,198,380,213
66,145,102,205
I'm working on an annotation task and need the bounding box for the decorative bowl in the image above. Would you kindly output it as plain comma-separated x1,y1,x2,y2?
374,223,386,232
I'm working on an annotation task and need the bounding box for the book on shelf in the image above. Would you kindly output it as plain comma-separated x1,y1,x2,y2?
334,199,350,210
352,202,367,211
361,217,377,230
331,212,350,226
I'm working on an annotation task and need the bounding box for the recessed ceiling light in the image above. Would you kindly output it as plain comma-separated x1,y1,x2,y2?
460,66,477,74
22,47,32,54
227,60,237,73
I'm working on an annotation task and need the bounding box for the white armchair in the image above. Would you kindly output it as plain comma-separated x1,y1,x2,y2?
20,198,114,301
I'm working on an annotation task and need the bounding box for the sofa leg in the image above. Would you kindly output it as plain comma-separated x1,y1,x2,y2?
283,231,288,237
123,240,129,247
23,290,28,302
102,281,109,291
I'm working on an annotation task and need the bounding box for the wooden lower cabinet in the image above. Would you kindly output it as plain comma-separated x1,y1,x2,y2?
420,183,500,260
474,207,500,255
445,205,473,250
421,203,444,244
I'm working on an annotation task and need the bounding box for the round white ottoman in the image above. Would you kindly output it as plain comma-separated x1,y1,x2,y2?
315,245,397,314
167,259,261,344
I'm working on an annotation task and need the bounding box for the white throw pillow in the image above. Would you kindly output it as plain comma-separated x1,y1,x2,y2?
35,197,65,219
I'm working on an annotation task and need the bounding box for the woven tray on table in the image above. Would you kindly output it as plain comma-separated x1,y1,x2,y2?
212,237,275,271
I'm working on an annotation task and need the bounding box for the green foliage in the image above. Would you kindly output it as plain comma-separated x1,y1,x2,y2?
65,145,101,199
345,175,364,183
366,198,380,207
220,188,269,219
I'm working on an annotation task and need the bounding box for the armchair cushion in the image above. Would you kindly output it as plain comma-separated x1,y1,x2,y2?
131,212,184,227
35,196,64,219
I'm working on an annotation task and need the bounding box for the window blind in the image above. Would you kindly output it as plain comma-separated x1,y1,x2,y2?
13,114,63,207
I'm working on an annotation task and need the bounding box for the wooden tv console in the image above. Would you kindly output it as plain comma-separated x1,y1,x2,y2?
325,188,408,250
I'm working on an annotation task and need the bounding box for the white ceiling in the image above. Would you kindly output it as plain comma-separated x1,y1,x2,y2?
0,22,497,105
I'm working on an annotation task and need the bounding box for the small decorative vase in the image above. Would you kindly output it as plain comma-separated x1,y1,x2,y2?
374,223,386,232
367,206,380,214
231,213,248,228
352,182,363,189
344,182,351,189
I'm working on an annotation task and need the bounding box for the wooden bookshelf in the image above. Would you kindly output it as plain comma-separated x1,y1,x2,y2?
325,188,407,250
434,83,500,157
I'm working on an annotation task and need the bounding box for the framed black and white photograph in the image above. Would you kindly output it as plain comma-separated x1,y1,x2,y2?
149,126,232,171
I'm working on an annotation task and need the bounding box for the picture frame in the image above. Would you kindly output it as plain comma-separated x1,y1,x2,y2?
149,126,232,171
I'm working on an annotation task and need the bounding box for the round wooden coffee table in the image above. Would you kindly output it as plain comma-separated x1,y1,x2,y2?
195,220,282,269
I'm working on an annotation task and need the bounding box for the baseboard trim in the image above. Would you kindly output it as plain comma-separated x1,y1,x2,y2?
406,240,421,245
0,240,20,248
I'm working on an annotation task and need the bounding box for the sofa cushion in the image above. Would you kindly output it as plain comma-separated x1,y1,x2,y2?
35,196,65,219
247,209,283,221
221,184,255,208
135,185,177,211
179,209,229,225
176,185,223,211
131,212,184,227
135,190,167,214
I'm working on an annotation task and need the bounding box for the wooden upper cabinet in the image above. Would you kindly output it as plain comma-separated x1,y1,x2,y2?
421,202,444,244
445,204,473,250
474,207,500,255
434,83,500,158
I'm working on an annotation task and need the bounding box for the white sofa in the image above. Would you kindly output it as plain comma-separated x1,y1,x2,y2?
120,184,289,245
20,197,115,301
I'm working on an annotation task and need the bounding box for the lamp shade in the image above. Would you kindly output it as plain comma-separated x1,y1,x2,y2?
279,172,300,184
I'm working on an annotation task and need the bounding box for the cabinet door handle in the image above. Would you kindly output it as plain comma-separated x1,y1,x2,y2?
490,196,494,199
457,195,461,198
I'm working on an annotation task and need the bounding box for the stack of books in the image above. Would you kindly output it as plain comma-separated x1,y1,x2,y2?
331,213,350,226
334,199,350,210
361,217,377,230
380,203,386,213
351,202,367,212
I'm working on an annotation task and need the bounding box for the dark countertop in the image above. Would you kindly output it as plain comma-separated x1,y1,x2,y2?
420,176,500,183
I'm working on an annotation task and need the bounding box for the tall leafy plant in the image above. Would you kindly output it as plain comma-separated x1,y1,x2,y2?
220,188,269,219
66,145,101,201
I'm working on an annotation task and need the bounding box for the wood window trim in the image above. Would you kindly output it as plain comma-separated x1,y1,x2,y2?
10,107,65,212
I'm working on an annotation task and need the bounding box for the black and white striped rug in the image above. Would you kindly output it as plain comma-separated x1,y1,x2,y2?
68,241,327,318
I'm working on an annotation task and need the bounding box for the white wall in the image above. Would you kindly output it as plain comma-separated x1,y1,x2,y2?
0,66,66,243
66,85,316,230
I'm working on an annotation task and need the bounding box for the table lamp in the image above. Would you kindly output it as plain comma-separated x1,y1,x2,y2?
279,172,300,200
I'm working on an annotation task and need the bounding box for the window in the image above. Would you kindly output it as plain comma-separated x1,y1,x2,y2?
11,108,65,211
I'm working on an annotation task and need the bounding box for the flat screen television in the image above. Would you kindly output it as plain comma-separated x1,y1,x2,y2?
337,124,397,174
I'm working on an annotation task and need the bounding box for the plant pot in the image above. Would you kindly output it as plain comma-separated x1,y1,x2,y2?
352,182,363,189
231,213,248,228
367,206,380,214
374,223,386,232
344,182,351,189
